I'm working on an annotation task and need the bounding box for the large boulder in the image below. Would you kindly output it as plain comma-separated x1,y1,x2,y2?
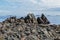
37,14,50,24
41,14,50,24
24,13,37,24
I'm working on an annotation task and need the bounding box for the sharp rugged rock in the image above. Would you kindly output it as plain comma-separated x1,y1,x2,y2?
0,13,60,40
37,14,50,24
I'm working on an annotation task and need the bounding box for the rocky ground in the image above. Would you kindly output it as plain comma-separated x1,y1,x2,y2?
0,14,60,40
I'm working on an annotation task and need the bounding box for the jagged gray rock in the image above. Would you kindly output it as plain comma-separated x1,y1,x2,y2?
37,14,50,24
0,13,59,40
24,13,37,24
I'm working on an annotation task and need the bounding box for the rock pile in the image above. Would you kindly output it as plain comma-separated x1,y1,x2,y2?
0,13,60,40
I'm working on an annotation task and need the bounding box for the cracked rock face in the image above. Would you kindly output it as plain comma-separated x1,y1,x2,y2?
37,14,50,24
24,14,38,24
0,14,60,40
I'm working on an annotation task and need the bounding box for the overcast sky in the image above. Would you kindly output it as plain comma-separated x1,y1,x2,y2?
0,0,60,16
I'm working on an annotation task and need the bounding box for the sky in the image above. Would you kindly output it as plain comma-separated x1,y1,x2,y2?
0,0,60,16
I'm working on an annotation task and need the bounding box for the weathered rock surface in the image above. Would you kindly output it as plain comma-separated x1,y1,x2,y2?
37,14,50,24
24,14,37,24
0,13,60,40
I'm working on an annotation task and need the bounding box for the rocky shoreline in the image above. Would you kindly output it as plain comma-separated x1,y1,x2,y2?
0,14,60,40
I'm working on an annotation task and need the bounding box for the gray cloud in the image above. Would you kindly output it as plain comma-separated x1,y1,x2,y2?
0,0,60,15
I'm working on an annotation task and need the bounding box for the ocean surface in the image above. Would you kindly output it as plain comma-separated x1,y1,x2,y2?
0,15,60,25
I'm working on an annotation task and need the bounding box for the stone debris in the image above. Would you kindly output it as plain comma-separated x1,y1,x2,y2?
0,13,60,40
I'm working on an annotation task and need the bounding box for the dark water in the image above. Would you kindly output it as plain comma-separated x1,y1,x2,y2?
0,15,60,24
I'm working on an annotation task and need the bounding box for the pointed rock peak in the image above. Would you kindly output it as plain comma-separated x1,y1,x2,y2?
41,13,46,19
20,17,24,19
41,13,45,16
40,13,50,24
27,13,35,19
24,13,37,23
